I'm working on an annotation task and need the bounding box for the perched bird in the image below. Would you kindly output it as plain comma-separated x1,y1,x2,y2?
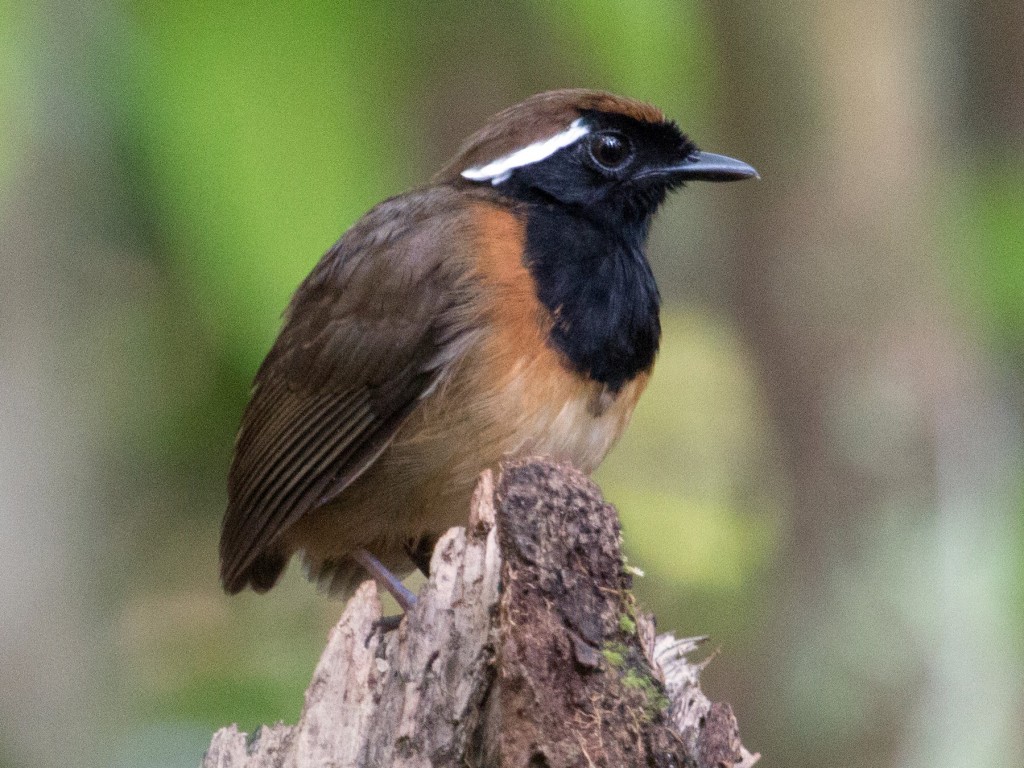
219,89,756,606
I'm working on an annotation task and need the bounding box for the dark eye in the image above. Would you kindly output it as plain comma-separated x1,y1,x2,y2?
588,132,632,170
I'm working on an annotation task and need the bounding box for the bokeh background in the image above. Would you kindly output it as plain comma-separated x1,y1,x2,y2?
2,2,1023,766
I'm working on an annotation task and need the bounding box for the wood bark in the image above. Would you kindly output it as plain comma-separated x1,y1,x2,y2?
203,459,758,768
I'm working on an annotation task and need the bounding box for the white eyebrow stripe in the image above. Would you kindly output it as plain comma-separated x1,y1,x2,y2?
461,118,590,185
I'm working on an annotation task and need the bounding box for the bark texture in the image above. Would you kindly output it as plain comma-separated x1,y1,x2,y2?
203,459,758,768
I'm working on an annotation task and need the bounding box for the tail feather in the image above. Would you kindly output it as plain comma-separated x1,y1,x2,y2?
222,550,287,594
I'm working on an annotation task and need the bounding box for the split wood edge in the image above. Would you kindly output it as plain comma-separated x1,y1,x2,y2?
203,458,759,768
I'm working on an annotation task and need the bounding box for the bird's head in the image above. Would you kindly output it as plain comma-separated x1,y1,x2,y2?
436,89,757,226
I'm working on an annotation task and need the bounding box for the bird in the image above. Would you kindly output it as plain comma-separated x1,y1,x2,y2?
219,89,757,608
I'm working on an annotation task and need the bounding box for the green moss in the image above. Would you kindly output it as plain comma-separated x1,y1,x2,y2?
601,640,628,668
622,668,671,720
601,637,670,721
601,648,624,666
618,613,637,635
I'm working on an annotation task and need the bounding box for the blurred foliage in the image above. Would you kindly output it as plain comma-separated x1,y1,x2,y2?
2,2,1023,768
120,3,416,371
0,2,22,186
949,165,1024,364
598,312,782,637
536,0,711,122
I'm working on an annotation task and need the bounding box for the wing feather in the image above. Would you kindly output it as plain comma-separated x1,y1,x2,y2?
228,403,377,575
230,387,360,500
219,188,484,592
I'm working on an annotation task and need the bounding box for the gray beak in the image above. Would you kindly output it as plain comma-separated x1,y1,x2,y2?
661,150,759,182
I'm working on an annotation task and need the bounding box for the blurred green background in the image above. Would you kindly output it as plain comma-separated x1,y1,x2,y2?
2,1,1023,766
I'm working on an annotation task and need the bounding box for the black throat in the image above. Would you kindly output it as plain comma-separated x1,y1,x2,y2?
522,202,661,393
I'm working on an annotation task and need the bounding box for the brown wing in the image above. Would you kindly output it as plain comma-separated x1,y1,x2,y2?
219,188,483,592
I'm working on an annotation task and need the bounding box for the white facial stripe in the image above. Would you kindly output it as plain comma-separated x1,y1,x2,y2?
461,118,590,185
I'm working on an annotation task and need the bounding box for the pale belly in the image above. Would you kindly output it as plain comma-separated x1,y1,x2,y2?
485,354,645,474
393,348,648,539
285,350,646,580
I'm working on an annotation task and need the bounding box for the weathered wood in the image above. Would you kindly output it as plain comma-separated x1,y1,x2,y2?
203,459,758,768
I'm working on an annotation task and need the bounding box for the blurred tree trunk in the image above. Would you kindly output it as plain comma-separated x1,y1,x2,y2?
967,0,1024,149
706,2,1021,767
0,4,114,767
962,0,1024,743
711,0,943,594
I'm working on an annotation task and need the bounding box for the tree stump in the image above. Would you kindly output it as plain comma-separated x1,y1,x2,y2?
203,458,759,768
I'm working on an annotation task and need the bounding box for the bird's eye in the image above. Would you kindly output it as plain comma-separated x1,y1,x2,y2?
588,132,632,170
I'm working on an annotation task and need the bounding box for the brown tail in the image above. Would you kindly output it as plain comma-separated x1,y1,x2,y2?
222,550,287,594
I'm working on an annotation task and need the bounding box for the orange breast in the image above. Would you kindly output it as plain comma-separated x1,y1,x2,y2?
466,202,649,473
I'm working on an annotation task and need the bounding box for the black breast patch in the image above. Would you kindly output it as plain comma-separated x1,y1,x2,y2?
523,204,661,392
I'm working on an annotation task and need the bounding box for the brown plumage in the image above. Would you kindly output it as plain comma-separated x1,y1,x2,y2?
220,89,757,597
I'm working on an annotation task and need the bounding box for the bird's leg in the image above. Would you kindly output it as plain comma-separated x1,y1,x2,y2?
353,548,417,612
